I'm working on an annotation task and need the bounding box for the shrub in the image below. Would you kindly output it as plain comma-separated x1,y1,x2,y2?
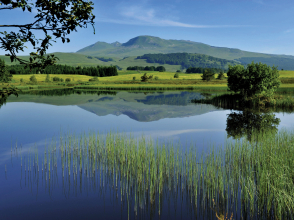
60,78,64,82
0,59,12,83
201,69,215,81
154,76,159,80
45,74,51,82
52,76,61,81
20,78,24,83
30,75,37,84
133,76,136,81
141,73,153,82
176,70,181,73
227,62,281,99
65,78,71,82
174,73,179,78
217,70,225,80
89,77,99,82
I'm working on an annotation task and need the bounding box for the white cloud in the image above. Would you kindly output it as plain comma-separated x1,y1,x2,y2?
284,29,294,34
96,5,247,28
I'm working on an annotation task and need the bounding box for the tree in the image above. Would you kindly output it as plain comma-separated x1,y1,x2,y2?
45,74,51,82
174,73,179,78
141,73,153,82
217,70,225,80
201,68,215,81
227,62,280,99
0,0,95,70
0,58,12,82
30,74,37,84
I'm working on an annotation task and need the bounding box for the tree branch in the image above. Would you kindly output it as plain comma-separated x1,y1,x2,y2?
0,7,13,10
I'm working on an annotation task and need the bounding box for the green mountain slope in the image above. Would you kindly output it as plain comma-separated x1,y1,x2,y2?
76,35,294,70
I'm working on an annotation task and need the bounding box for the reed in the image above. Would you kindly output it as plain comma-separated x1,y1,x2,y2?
19,130,294,219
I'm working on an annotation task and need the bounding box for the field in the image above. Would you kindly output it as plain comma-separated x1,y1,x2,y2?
0,54,182,72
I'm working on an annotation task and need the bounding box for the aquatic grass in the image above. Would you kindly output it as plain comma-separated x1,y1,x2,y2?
192,93,294,110
18,130,294,219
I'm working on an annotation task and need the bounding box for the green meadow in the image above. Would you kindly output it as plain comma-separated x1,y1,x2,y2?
2,70,294,93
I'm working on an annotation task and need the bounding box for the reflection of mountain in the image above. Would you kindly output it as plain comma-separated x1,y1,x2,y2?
7,90,219,122
136,92,202,106
77,92,218,122
78,99,217,122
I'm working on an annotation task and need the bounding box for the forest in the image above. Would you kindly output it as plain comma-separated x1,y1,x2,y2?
137,53,238,69
8,64,118,77
127,66,166,71
186,67,223,73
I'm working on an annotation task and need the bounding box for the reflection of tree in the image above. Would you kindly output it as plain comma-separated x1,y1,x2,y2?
0,86,19,108
226,110,280,141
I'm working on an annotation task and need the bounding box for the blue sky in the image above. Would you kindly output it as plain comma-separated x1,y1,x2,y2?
1,0,294,56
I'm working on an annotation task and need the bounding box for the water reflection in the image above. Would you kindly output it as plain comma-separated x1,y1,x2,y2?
7,89,217,122
226,110,281,141
0,86,19,109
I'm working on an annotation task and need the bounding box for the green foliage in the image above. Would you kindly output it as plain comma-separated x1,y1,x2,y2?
133,76,136,81
137,53,237,69
29,75,37,84
94,57,114,62
52,76,61,82
127,66,165,72
186,67,222,74
176,70,181,72
227,62,281,98
217,70,225,80
65,78,71,82
174,73,179,78
0,59,12,82
45,74,51,82
201,69,215,81
8,64,118,77
157,66,165,72
89,76,99,82
154,76,159,80
141,73,153,82
20,78,23,83
0,0,95,69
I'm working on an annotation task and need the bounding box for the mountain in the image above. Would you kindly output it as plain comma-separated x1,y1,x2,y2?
76,35,294,70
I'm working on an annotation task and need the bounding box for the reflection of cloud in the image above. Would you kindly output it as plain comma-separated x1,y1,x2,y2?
0,139,54,165
97,5,248,28
130,129,225,139
0,129,225,165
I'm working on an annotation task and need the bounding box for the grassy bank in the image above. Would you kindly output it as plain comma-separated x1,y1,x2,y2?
1,71,293,93
20,130,294,219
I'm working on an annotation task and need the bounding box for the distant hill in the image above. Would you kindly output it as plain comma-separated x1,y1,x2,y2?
76,35,294,70
2,35,294,70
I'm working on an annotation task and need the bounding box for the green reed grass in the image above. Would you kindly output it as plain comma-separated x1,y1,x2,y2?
20,130,294,219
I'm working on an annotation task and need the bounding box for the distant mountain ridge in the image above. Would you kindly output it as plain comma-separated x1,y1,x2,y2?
76,35,294,70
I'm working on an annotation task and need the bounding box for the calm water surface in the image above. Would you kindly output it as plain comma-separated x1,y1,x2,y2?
1,90,293,220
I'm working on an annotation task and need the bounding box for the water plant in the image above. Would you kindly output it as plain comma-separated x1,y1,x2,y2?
17,130,294,219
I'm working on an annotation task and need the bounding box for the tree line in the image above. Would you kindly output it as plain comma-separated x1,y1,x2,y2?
127,66,166,72
186,67,223,74
8,64,118,77
137,53,238,69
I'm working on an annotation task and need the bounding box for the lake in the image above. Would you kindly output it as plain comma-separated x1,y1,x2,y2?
1,90,293,220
